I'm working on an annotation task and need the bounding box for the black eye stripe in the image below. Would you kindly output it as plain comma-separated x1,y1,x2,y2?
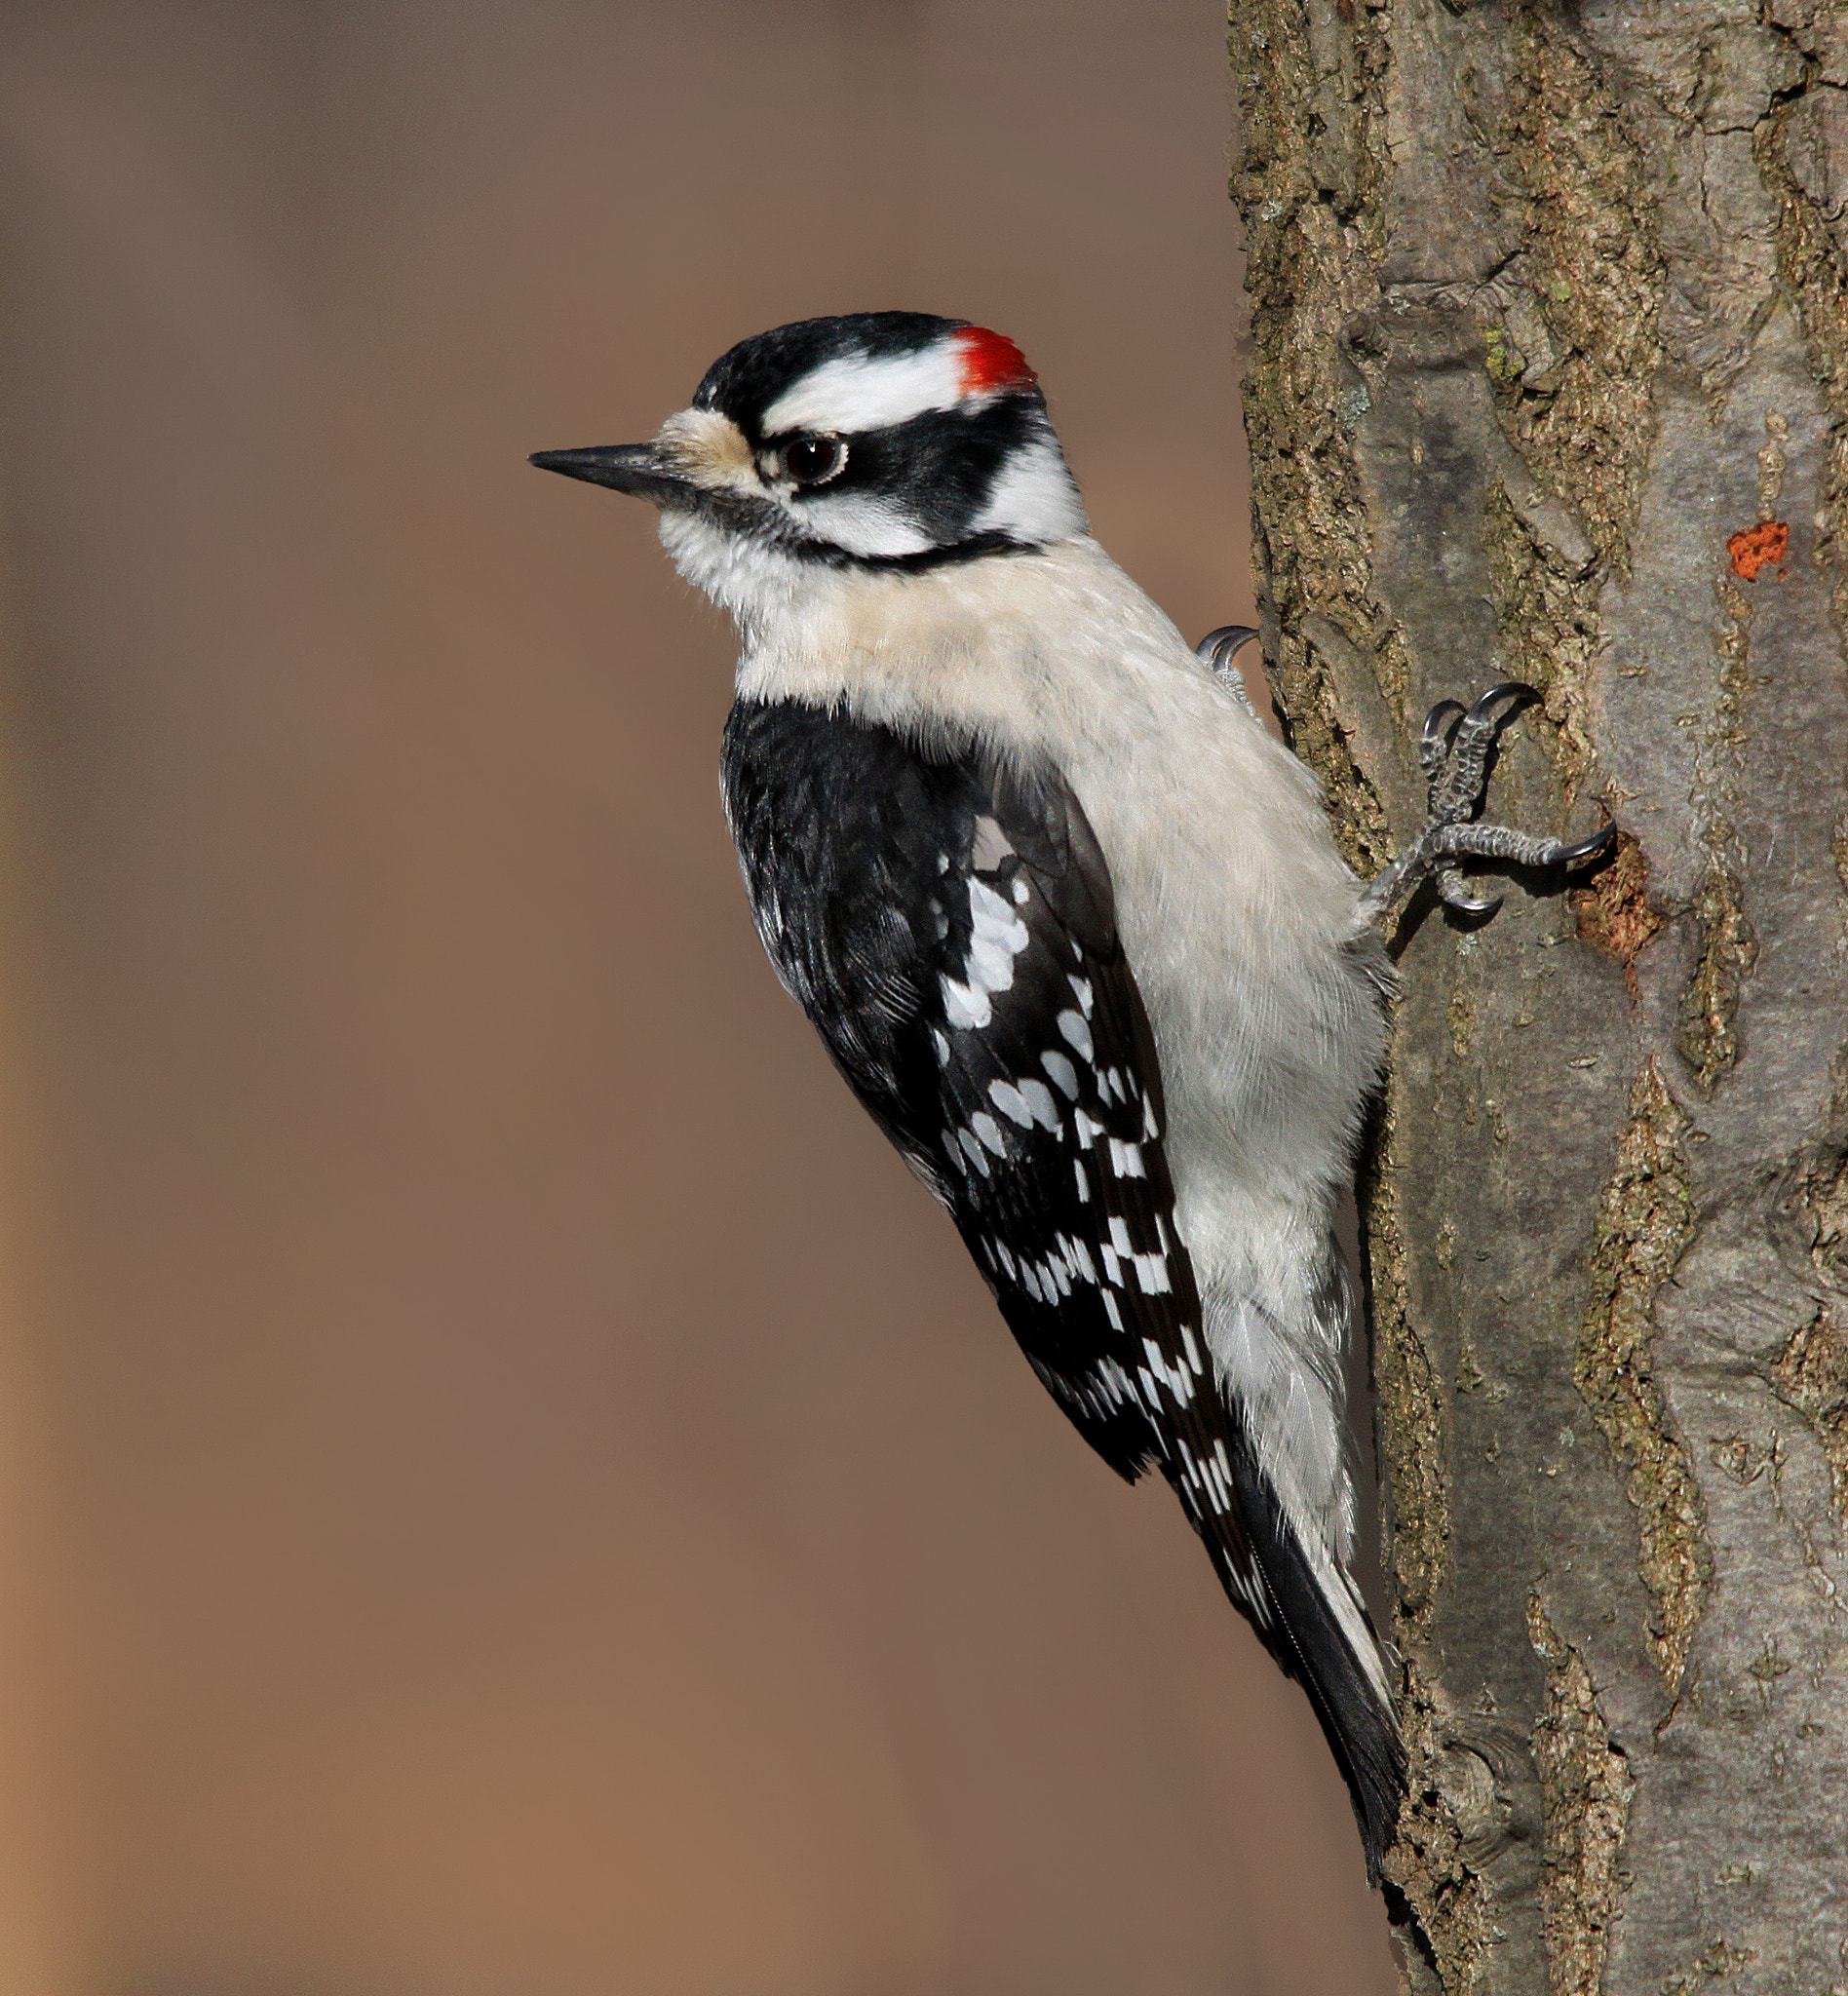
729,396,1065,566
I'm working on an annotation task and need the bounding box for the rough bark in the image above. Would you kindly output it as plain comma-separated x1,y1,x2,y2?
1228,2,1848,1991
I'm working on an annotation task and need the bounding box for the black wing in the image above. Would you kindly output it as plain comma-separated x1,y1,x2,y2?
721,696,1403,1874
721,699,1254,1556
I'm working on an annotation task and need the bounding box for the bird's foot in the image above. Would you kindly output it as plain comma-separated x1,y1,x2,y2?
1196,626,1260,717
1360,682,1612,922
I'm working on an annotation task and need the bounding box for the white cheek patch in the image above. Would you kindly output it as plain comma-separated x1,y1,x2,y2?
760,344,970,438
972,431,1088,542
790,489,933,558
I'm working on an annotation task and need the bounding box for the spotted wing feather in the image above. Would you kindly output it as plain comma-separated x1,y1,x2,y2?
721,698,1262,1594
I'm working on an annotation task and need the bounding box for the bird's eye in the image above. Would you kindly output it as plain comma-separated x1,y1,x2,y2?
781,435,846,485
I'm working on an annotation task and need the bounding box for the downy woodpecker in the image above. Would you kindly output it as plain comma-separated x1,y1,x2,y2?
532,312,1609,1881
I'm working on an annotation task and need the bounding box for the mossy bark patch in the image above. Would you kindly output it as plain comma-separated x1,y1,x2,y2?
1527,1597,1635,1996
1574,1059,1708,1696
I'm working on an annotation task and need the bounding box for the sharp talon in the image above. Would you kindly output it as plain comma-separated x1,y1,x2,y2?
1463,681,1538,729
1553,816,1617,867
1439,880,1503,916
1196,626,1259,673
1420,699,1467,753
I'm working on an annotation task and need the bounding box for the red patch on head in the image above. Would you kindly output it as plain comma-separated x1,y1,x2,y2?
954,326,1036,400
1727,518,1789,581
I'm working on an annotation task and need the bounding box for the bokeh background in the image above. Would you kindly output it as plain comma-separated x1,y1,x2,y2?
0,3,1398,1990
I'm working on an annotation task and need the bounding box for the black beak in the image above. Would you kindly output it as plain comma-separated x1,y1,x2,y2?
528,443,694,508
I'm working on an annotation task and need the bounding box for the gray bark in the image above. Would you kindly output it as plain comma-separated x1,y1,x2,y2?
1228,1,1848,1989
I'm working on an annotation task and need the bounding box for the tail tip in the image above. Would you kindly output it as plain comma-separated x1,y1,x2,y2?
1350,1723,1406,1888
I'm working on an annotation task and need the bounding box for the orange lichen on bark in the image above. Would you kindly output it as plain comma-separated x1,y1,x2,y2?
1726,519,1789,580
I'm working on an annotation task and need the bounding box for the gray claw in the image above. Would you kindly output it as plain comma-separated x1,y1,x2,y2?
1464,681,1538,727
1437,873,1503,916
1196,626,1258,675
1196,625,1261,717
1552,817,1617,868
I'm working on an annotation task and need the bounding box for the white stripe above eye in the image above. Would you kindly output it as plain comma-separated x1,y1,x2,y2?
760,343,969,438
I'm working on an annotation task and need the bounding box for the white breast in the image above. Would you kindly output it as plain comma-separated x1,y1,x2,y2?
730,536,1386,1204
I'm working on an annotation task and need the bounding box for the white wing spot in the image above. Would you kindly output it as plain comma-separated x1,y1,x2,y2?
943,978,991,1030
1107,1138,1145,1179
1069,976,1095,1018
964,931,1020,998
1141,1338,1194,1403
1020,1079,1059,1129
1133,1253,1172,1296
1060,1235,1098,1285
1179,1439,1233,1516
969,877,1028,949
988,1080,1035,1129
1041,1050,1080,1099
1058,1010,1094,1060
969,1111,1009,1157
953,876,1032,1009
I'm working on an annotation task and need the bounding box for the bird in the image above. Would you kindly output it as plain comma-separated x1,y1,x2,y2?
531,311,1610,1881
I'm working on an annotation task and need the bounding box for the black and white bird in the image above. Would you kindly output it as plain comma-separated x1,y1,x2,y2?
532,312,1608,1882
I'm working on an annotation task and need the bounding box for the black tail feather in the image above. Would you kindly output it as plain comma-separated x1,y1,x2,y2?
1179,1430,1405,1884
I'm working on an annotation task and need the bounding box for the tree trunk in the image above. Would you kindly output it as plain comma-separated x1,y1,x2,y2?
1228,2,1848,1989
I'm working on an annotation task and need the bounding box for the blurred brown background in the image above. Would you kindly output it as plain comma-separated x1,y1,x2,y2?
0,3,1396,1991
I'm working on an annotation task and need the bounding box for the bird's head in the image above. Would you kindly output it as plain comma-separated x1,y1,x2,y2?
531,312,1088,617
